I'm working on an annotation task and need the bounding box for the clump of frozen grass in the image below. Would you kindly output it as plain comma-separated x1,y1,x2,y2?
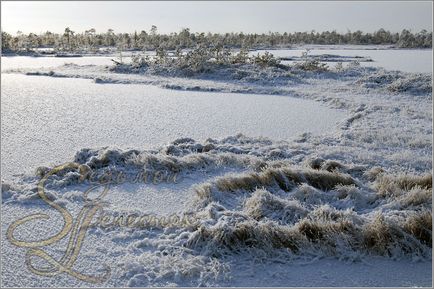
213,166,356,194
296,216,356,248
363,166,385,181
358,69,432,94
243,189,307,224
333,184,376,209
303,158,362,175
387,73,432,94
185,202,431,259
75,142,240,172
359,212,431,257
403,210,432,246
374,173,432,198
41,138,270,189
361,213,396,255
186,218,302,253
122,249,230,287
291,184,326,205
1,181,22,202
396,186,432,208
305,157,326,170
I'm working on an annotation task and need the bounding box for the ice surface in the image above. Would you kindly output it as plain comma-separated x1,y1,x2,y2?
1,56,117,71
1,73,345,179
252,48,433,73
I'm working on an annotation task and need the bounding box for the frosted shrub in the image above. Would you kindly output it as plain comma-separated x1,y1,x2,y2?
115,46,283,76
175,45,215,74
230,48,250,64
155,47,169,64
335,62,344,72
294,58,328,72
131,54,151,68
252,51,281,67
213,47,232,65
293,49,328,72
348,60,361,69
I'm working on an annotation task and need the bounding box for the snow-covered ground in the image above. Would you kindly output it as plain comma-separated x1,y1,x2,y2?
1,46,432,287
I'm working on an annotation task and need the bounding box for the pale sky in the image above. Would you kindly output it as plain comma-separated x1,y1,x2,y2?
1,1,432,35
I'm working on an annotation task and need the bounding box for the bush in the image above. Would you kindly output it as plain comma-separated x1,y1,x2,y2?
293,49,328,72
251,51,281,67
118,46,282,75
294,59,329,72
230,49,250,64
131,54,151,68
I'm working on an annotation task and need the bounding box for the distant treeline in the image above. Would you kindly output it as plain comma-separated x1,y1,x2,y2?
1,27,432,53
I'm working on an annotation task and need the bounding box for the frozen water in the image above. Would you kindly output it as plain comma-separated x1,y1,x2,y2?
1,56,117,71
252,48,432,73
1,73,345,179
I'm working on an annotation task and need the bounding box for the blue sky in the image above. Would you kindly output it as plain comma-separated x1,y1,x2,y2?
1,1,432,35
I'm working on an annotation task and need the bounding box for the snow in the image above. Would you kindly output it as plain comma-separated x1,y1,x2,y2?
1,46,432,287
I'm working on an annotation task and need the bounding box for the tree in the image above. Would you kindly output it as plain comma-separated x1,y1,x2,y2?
105,29,115,46
398,29,415,48
1,32,12,51
63,27,75,51
150,25,157,36
85,28,96,51
0,27,431,53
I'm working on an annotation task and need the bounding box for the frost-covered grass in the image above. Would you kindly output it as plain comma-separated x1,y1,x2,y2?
2,134,431,288
2,135,432,286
